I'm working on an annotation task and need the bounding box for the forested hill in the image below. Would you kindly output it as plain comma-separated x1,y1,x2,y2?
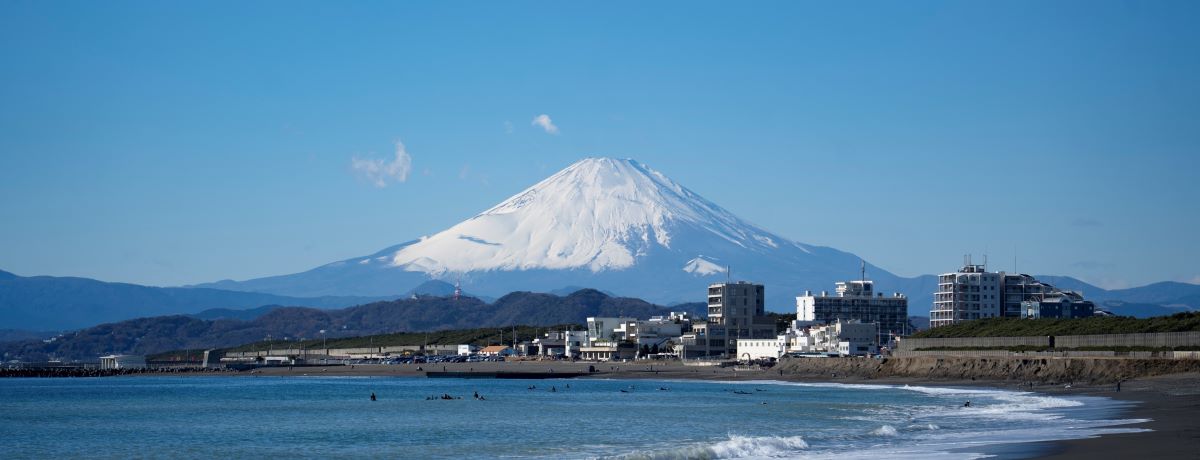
1,289,706,361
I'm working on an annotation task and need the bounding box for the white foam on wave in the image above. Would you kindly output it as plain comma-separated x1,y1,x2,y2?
608,434,808,460
622,379,1148,460
871,425,899,437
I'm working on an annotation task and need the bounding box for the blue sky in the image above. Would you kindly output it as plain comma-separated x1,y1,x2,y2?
1,1,1198,290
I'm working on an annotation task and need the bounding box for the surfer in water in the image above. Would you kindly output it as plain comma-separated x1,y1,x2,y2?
370,392,377,401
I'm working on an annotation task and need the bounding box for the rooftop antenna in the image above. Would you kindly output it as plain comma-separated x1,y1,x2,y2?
726,265,731,282
860,259,866,283
983,254,988,271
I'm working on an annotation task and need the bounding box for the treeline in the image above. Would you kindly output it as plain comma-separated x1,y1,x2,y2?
912,312,1200,338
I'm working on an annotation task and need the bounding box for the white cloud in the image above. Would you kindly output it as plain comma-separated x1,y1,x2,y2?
351,140,413,187
531,114,558,134
1188,275,1200,285
503,121,514,134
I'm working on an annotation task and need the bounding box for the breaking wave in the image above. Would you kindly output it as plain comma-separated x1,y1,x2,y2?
610,434,808,460
871,425,899,436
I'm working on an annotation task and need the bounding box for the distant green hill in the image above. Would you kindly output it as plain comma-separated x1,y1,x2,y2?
911,313,1200,338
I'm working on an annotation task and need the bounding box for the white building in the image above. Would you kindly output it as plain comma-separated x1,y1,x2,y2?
587,317,637,344
778,320,878,356
532,330,588,357
932,256,1073,328
796,279,908,347
736,336,787,361
815,320,878,356
99,354,146,370
614,315,690,349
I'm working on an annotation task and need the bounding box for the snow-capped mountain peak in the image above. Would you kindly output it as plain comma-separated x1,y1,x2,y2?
386,157,802,275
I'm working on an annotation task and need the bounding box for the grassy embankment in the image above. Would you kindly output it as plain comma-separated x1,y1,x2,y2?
908,312,1200,352
911,312,1200,338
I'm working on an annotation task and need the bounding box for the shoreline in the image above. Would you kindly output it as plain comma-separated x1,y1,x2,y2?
200,361,1200,459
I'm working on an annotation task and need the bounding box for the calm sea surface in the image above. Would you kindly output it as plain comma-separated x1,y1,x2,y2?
0,376,1145,459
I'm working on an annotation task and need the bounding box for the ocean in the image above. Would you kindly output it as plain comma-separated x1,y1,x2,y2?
0,376,1146,459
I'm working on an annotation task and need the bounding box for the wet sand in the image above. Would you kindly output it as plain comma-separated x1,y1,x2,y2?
242,362,1200,458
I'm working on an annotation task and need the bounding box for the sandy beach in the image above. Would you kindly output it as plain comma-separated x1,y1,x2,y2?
241,361,1200,459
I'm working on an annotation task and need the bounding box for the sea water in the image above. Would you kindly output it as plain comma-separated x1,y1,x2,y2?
0,377,1146,459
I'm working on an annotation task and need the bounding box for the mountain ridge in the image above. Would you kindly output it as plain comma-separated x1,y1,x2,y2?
195,158,915,308
0,271,399,331
0,289,707,361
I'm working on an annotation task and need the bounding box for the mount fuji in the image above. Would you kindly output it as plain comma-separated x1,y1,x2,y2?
200,158,934,311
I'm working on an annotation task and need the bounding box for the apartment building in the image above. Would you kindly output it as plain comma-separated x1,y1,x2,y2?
931,258,1084,328
796,279,908,347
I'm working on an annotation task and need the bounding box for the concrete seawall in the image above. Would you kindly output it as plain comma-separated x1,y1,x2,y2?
898,331,1200,351
777,355,1200,384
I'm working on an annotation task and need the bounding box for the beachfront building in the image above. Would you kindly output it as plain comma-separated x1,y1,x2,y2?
577,341,638,361
587,317,637,344
1022,291,1096,319
612,313,692,351
931,257,1091,328
99,354,146,370
796,279,908,347
479,346,515,357
736,337,787,361
780,320,878,356
531,330,588,357
679,282,778,358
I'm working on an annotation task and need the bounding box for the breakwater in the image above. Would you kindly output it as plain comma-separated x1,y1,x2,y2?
0,367,236,378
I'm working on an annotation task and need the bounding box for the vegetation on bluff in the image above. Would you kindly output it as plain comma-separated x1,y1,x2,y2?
911,312,1200,338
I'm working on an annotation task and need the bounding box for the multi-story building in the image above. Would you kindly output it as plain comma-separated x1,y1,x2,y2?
1022,291,1096,319
931,258,1087,328
679,281,776,358
529,330,588,357
739,319,879,359
587,317,637,344
931,263,1003,328
1002,273,1053,317
796,280,908,347
707,281,767,332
